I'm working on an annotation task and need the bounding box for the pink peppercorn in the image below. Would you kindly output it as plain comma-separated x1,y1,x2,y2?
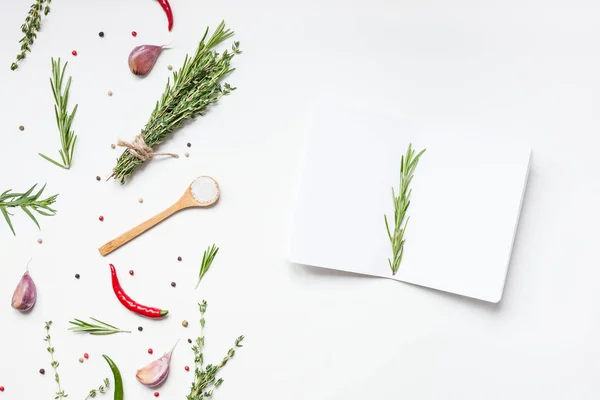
184,366,190,371
72,50,77,56
131,31,137,37
148,348,153,355
99,216,104,221
0,386,4,391
129,270,134,276
154,392,159,397
84,353,89,359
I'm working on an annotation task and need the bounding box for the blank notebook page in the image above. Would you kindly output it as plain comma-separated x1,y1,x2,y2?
289,105,531,303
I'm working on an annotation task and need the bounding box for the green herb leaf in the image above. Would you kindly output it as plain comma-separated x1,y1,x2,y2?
385,143,425,275
0,184,58,235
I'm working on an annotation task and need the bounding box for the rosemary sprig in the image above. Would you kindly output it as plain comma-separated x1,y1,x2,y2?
111,21,241,184
11,0,52,71
196,244,219,288
0,184,58,235
384,144,426,275
84,378,110,399
188,300,244,399
44,321,68,399
39,58,79,169
69,318,131,335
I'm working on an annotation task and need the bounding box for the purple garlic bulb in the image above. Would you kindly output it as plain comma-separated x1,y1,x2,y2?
128,45,164,76
11,269,37,312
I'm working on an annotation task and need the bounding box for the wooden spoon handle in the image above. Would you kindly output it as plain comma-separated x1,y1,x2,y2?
98,202,183,256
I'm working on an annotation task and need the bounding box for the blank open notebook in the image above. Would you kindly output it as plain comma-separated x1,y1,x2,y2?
289,105,531,303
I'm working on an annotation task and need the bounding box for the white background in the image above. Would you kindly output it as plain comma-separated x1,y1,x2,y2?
0,0,598,399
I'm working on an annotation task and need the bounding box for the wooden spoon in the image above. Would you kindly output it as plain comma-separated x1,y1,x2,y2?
98,176,220,256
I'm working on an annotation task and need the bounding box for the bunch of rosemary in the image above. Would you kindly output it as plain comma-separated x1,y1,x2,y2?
11,0,52,71
0,184,58,235
188,300,244,399
384,144,425,275
111,21,241,184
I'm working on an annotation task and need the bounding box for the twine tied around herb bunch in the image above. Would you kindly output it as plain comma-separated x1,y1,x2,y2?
117,134,179,162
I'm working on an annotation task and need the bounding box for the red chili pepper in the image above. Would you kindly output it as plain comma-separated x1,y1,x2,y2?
109,264,168,318
157,0,173,31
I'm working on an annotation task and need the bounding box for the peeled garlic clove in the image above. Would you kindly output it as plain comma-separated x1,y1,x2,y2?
128,45,164,76
11,270,37,312
136,341,177,387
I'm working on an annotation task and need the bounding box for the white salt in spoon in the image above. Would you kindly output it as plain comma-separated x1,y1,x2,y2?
98,176,220,256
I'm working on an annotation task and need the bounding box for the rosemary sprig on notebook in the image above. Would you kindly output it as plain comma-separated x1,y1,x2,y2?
385,144,426,275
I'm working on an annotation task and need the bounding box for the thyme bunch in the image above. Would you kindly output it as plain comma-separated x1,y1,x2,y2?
39,58,79,169
84,378,110,399
11,0,52,71
384,144,426,275
111,21,241,184
196,244,219,288
188,300,244,399
44,321,68,399
0,184,58,235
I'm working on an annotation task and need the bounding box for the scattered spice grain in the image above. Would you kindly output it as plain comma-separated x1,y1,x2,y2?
107,90,113,97
37,238,43,244
75,274,80,279
96,176,101,181
154,392,159,397
177,256,182,262
184,366,189,371
79,357,84,363
71,50,78,56
182,320,188,327
111,144,116,149
99,32,104,38
148,348,153,355
184,152,189,158
131,31,137,37
138,326,143,332
83,353,89,359
167,65,173,71
129,270,134,276
187,143,191,147
170,282,176,287
99,216,104,222
138,198,144,203
19,125,24,131
39,368,45,375
187,338,192,343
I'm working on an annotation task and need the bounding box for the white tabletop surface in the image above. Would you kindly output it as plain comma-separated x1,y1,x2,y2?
0,0,598,399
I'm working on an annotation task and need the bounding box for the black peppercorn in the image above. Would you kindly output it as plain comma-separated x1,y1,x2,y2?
39,368,45,375
171,282,176,287
177,256,182,261
187,338,192,343
187,143,191,148
138,326,143,332
99,32,104,38
96,176,101,181
75,273,80,279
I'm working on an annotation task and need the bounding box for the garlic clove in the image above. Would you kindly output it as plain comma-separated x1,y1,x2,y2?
11,270,37,312
128,45,164,76
136,340,178,387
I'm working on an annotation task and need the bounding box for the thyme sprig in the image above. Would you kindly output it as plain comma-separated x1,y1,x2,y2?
196,244,219,288
39,58,79,169
384,144,426,275
0,184,58,235
188,300,244,399
44,321,68,399
84,378,110,399
111,21,241,183
69,318,131,335
11,0,52,70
